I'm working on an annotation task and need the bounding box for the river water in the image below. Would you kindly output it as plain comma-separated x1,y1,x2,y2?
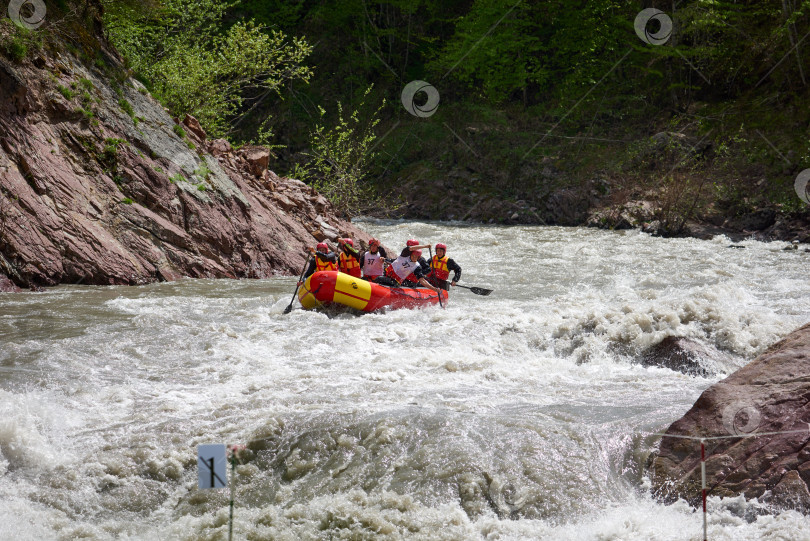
1,221,809,540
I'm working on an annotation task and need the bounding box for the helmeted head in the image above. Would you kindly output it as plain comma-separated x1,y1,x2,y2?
406,239,419,247
436,243,447,255
410,250,422,261
343,238,354,247
368,238,380,252
316,242,328,253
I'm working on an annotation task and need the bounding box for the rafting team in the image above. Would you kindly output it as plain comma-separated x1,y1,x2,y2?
298,238,461,294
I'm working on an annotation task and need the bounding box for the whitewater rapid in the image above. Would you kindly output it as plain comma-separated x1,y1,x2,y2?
1,222,809,540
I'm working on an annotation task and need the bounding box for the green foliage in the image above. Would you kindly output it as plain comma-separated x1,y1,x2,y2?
103,0,313,138
173,125,186,138
0,21,42,62
194,163,212,181
121,197,134,204
169,173,185,184
102,138,127,172
79,78,94,91
293,86,387,217
119,98,135,118
57,85,75,100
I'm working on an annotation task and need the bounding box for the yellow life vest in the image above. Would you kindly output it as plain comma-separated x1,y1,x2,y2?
430,255,450,280
339,252,361,277
316,255,336,272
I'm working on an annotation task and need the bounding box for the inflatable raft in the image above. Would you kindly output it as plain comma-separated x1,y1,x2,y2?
298,271,448,312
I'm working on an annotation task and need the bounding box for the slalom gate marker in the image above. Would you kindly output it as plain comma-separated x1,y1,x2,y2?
654,426,810,541
197,444,240,541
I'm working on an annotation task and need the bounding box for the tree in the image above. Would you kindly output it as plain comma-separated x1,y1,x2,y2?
103,0,313,138
293,86,391,217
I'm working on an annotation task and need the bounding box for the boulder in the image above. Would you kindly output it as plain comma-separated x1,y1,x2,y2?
240,147,270,178
208,138,232,157
639,336,721,376
182,114,206,141
649,323,810,511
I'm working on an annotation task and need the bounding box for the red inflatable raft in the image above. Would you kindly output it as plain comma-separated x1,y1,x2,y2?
298,271,447,312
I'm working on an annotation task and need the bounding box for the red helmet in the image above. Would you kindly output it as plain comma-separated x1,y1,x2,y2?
436,243,447,251
316,242,328,252
368,238,380,247
406,239,419,246
411,250,422,258
343,238,354,247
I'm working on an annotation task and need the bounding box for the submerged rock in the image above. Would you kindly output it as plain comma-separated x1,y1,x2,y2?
639,336,724,376
649,323,810,512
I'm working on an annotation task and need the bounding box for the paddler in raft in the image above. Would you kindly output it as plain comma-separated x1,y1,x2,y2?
377,244,439,293
298,242,338,285
426,243,462,291
403,239,431,275
359,238,387,281
336,238,362,278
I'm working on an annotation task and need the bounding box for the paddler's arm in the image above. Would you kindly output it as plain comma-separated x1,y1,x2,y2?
447,258,461,285
338,238,360,259
299,256,318,285
412,262,438,292
408,244,431,251
418,277,439,292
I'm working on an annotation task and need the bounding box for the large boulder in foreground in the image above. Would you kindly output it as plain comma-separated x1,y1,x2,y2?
649,323,810,511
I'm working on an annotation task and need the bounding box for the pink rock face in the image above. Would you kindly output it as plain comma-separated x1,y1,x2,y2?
650,323,810,513
0,51,371,288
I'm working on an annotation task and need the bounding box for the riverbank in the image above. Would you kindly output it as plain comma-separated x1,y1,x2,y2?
0,18,368,290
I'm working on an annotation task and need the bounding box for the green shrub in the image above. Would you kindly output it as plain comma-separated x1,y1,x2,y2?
169,173,184,183
79,78,94,91
57,85,75,100
121,197,134,204
173,124,186,138
119,98,135,118
5,37,27,62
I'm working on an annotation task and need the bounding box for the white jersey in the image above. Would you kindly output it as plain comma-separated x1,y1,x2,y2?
362,251,384,278
390,256,420,281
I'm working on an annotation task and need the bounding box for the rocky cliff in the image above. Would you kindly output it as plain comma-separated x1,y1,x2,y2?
649,323,810,512
0,29,367,289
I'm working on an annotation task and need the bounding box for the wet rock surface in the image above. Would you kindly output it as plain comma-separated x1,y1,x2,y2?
639,336,727,377
0,48,368,288
649,323,810,512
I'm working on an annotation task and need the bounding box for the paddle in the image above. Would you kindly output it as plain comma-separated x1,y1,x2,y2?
428,245,443,308
283,253,312,314
454,284,493,296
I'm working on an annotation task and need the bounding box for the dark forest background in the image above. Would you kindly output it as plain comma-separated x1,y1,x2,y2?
4,0,810,227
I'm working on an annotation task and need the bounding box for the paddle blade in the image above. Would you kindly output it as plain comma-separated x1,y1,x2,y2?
283,303,294,314
469,287,492,296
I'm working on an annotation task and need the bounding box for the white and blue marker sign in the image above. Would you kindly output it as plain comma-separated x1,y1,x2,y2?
197,444,227,489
